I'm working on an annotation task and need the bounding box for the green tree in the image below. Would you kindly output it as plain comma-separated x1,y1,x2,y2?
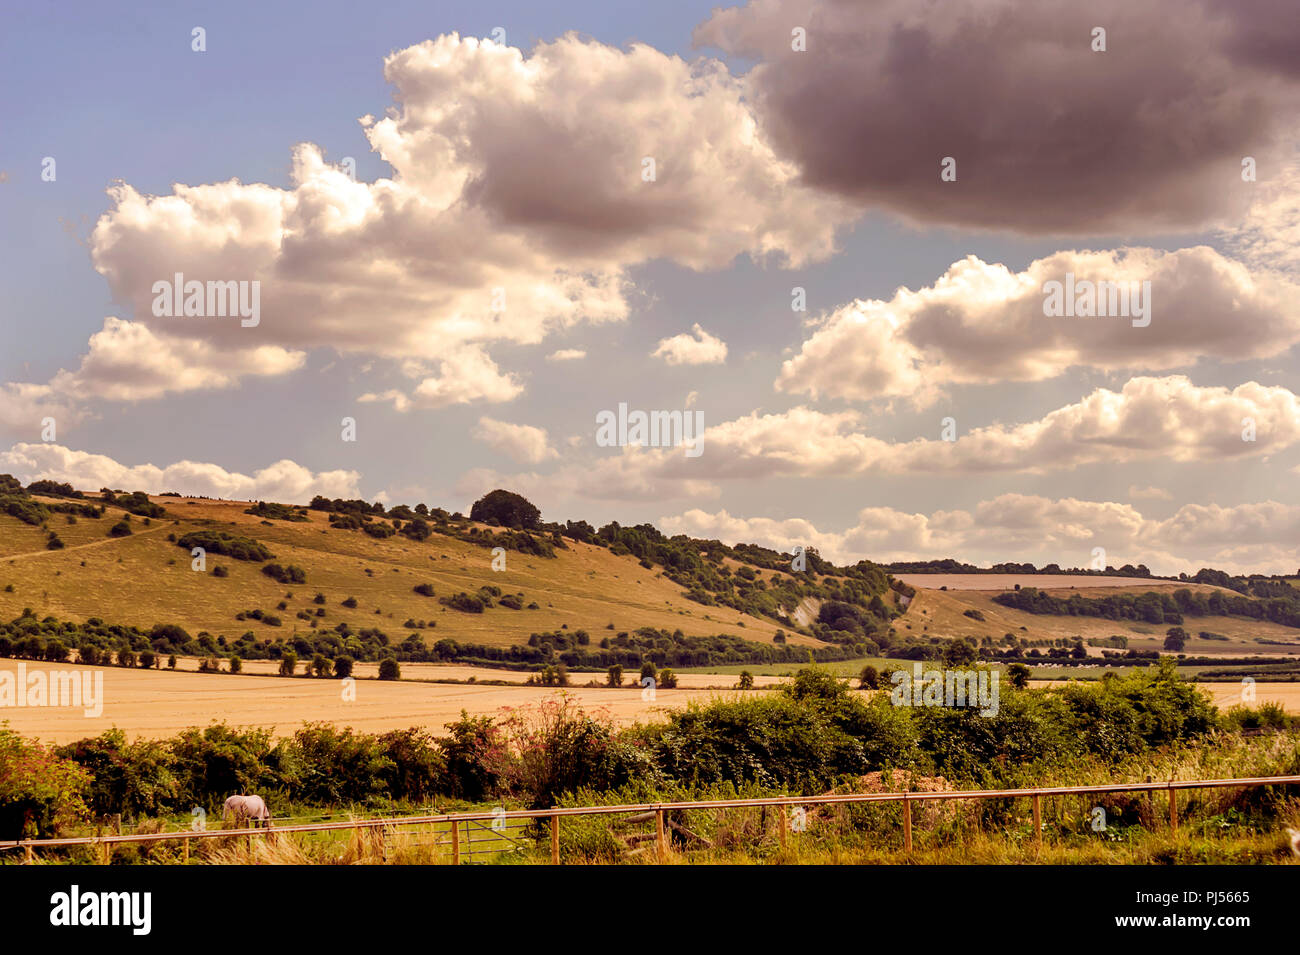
606,664,623,687
378,657,401,681
469,489,541,530
1006,663,1031,689
1164,627,1188,652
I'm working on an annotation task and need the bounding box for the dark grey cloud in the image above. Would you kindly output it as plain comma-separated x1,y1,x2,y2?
695,0,1300,234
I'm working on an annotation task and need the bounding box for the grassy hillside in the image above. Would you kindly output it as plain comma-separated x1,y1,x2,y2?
0,493,824,650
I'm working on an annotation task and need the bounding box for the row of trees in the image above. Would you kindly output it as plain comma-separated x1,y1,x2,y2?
994,586,1300,629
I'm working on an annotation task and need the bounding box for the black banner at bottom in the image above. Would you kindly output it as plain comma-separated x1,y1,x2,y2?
0,863,1283,943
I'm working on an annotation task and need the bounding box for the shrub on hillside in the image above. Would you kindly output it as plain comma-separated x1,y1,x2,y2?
261,563,306,584
176,531,273,562
244,501,308,522
400,518,431,542
111,492,166,518
440,592,486,614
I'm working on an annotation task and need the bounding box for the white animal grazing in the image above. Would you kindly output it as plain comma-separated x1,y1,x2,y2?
222,794,272,829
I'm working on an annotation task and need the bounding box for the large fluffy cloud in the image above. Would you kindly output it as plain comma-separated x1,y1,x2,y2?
777,248,1300,406
0,443,361,502
49,33,850,416
662,495,1300,576
695,0,1300,234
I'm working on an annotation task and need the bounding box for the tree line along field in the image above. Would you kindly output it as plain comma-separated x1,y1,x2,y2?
900,585,1300,659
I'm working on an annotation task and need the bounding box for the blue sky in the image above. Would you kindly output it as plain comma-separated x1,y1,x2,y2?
2,0,1298,574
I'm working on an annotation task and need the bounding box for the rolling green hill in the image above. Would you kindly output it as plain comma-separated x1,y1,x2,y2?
0,483,897,670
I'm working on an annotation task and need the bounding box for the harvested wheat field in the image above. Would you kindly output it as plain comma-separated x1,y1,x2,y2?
7,657,1299,745
0,658,754,743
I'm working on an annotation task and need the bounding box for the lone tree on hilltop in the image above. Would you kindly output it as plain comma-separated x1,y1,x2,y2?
470,489,541,530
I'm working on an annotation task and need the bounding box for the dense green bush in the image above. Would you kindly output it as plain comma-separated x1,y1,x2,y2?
244,501,308,521
440,592,486,614
176,531,273,562
0,729,92,839
261,563,307,584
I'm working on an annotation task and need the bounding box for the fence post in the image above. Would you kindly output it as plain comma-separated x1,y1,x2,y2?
902,795,913,853
779,804,787,849
656,810,667,862
183,836,189,863
451,818,460,865
551,814,560,865
1032,794,1042,847
1168,784,1178,833
24,844,32,865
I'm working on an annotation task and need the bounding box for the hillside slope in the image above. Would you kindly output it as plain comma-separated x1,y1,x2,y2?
0,495,814,646
0,489,905,671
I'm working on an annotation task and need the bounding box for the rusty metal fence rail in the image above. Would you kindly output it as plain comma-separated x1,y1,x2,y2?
2,774,1297,864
